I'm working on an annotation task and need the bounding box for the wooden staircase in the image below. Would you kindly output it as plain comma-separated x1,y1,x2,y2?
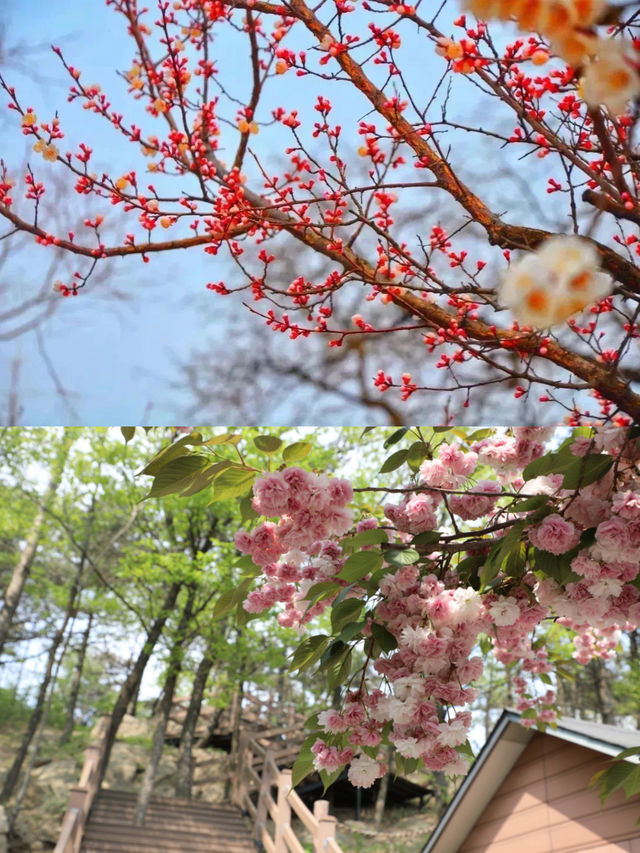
55,715,344,853
80,790,255,853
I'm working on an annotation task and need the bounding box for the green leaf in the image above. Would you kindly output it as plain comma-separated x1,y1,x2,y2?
145,455,209,498
522,447,572,481
331,598,364,633
623,765,640,799
466,428,492,442
510,495,551,513
140,433,203,476
384,547,420,566
319,767,342,793
613,746,640,762
594,760,636,804
383,427,408,448
292,752,316,787
379,449,409,473
532,548,581,586
339,620,367,642
305,581,342,607
371,623,398,653
203,433,242,446
456,740,476,762
239,495,258,522
254,434,283,454
332,583,358,607
212,467,256,502
455,555,483,586
120,426,136,443
480,520,527,587
282,441,312,464
288,635,329,673
412,530,440,546
406,441,429,471
504,542,527,579
562,454,613,490
304,713,321,731
340,528,389,552
212,588,238,620
319,640,349,671
328,648,352,690
213,577,253,620
180,461,233,497
338,550,383,582
234,554,259,570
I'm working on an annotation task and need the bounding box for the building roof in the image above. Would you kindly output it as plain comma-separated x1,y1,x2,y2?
421,710,640,853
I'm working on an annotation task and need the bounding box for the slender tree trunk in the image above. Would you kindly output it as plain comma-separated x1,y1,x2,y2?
175,646,216,799
134,587,195,825
629,631,640,728
127,678,142,717
432,771,448,817
555,671,566,717
0,429,73,659
589,659,616,724
224,675,245,801
373,746,393,830
0,611,73,802
59,611,93,746
98,581,183,787
8,620,74,831
0,521,90,804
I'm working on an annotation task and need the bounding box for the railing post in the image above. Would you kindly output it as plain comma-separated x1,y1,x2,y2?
313,800,337,853
274,769,292,853
231,730,251,808
0,805,8,853
53,714,113,853
253,748,273,844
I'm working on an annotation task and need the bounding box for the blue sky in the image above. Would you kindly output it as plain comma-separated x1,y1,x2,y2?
0,1,566,426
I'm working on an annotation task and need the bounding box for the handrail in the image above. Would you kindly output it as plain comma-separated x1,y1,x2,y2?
232,729,343,853
53,715,111,853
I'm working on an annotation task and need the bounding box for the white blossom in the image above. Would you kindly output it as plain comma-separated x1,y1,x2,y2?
347,755,382,788
581,39,640,115
499,236,613,328
489,598,521,626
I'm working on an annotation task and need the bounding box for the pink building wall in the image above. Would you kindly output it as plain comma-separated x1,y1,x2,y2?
458,731,640,852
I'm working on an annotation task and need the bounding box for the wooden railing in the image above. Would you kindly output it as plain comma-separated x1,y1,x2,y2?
53,715,111,853
232,730,343,853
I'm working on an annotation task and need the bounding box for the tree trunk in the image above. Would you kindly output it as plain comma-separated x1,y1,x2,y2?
589,659,616,724
0,612,73,802
8,619,74,830
224,677,245,801
0,429,73,658
373,746,393,830
0,513,89,805
134,587,195,825
127,677,142,717
629,631,640,728
98,581,183,788
175,646,216,799
59,611,93,746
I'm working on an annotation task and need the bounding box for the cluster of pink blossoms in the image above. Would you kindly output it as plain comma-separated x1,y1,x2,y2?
235,468,355,626
233,427,640,786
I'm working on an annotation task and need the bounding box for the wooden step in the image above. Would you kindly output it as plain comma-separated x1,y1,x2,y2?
81,791,255,853
94,794,243,818
88,814,249,835
82,830,255,853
